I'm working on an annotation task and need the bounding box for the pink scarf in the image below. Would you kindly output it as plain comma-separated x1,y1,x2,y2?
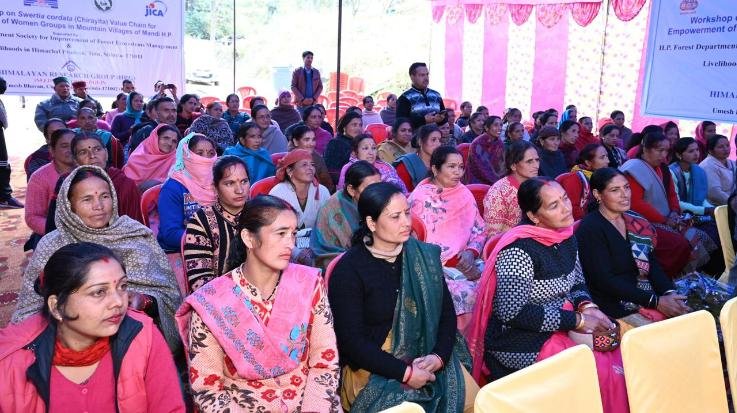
176,264,321,380
694,121,708,146
123,124,177,186
466,224,574,382
169,133,216,206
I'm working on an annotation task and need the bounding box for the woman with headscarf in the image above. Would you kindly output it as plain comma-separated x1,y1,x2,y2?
223,121,276,183
575,116,598,151
290,124,334,192
110,92,144,146
466,116,506,185
157,133,217,253
269,149,330,230
175,94,201,136
189,101,233,153
694,121,717,163
12,165,183,351
270,90,302,132
252,104,288,154
123,123,180,191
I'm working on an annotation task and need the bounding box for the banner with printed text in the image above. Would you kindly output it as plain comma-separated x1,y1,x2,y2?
0,0,183,96
642,0,737,123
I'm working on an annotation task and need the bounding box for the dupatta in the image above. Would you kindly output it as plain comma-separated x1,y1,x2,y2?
170,133,217,206
351,238,470,412
123,123,177,186
466,224,574,382
311,190,359,256
176,264,321,380
223,143,276,183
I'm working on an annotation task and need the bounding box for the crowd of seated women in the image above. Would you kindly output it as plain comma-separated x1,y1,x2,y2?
7,85,737,412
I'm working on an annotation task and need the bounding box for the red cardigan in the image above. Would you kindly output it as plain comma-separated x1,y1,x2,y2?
625,166,680,224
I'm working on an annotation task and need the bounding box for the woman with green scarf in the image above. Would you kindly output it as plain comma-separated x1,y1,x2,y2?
328,182,477,412
110,91,144,146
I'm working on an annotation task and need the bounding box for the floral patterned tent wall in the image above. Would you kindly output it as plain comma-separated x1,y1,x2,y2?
429,0,735,138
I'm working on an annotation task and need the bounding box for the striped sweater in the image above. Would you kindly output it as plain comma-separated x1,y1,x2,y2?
183,203,239,291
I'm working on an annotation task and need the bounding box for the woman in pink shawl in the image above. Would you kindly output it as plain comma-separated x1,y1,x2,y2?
176,195,340,412
695,120,717,162
337,133,408,195
123,124,180,191
467,177,629,412
157,133,217,252
408,146,485,330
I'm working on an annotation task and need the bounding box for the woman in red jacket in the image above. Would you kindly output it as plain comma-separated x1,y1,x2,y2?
0,242,185,413
620,132,717,277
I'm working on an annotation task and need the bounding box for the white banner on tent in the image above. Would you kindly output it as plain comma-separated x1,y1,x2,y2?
642,0,737,123
0,0,183,97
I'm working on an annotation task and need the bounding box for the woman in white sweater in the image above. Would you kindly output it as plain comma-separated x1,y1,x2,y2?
700,134,736,206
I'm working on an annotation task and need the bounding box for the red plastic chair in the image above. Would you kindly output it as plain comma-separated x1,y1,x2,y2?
443,98,458,111
483,233,503,261
348,76,365,93
323,252,346,294
466,183,490,217
316,95,330,108
199,96,221,107
242,96,257,111
365,124,389,145
110,136,124,169
249,176,280,198
139,183,163,233
271,152,287,166
411,213,427,242
23,154,33,178
458,143,471,163
328,72,349,91
237,86,257,99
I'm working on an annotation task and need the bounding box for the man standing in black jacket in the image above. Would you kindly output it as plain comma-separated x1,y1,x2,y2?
396,62,446,130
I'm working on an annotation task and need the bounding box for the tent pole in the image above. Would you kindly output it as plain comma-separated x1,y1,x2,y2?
233,0,237,93
335,0,342,128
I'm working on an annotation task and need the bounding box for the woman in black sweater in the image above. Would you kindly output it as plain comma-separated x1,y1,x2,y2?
576,168,690,330
328,182,475,412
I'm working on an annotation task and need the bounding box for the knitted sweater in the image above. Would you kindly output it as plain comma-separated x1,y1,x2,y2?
484,236,590,378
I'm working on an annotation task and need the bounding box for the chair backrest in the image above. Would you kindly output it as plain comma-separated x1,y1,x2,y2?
249,176,280,198
23,154,33,178
199,96,221,108
621,310,729,413
715,205,735,281
443,98,458,111
139,183,163,229
720,297,737,411
366,123,389,144
347,76,365,93
411,213,427,242
475,345,603,413
322,252,346,294
458,143,471,163
483,234,503,261
271,152,288,166
379,402,425,413
466,183,490,216
237,86,257,99
110,136,124,168
242,96,257,111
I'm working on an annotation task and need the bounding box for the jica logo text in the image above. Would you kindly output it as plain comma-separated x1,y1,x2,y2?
145,1,167,17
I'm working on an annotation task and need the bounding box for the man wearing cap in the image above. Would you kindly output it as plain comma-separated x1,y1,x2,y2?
33,76,80,130
72,80,104,117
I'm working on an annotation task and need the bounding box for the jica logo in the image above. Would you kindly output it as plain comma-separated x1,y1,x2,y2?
145,1,167,17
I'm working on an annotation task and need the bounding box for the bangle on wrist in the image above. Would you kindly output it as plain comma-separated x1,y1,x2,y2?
578,302,599,311
575,312,586,330
663,290,676,296
431,353,445,369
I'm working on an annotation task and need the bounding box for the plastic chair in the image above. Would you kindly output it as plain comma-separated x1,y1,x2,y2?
199,96,220,108
237,86,257,99
322,252,345,294
316,95,330,107
139,183,163,230
23,154,33,178
348,76,365,93
621,310,729,413
715,205,735,282
411,213,427,242
475,345,603,413
483,234,503,261
458,143,471,163
466,183,490,217
328,72,349,91
110,136,124,169
242,96,257,111
271,152,288,166
443,98,458,111
379,402,425,413
366,123,389,144
249,176,280,198
720,297,737,410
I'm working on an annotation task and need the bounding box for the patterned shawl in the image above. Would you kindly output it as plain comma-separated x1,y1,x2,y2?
310,190,359,256
351,238,471,412
11,165,183,350
337,156,408,195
